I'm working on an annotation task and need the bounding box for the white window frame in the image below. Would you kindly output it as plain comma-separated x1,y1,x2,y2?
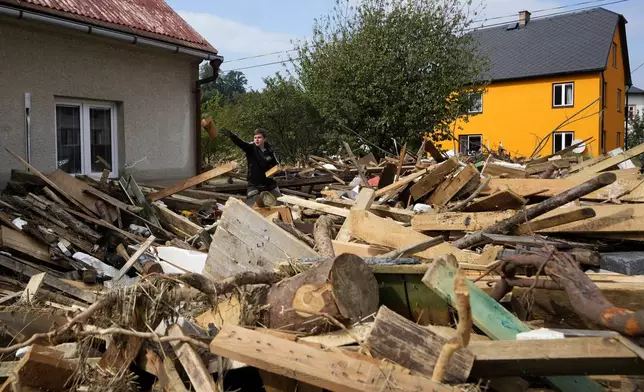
552,131,574,153
468,92,483,114
54,99,118,178
459,134,482,156
628,104,638,119
553,82,574,108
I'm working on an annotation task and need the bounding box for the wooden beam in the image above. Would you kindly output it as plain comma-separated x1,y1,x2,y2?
19,272,45,304
322,198,414,222
568,154,609,173
365,306,474,383
83,186,143,213
63,207,145,243
464,190,526,212
375,167,431,197
153,203,202,237
348,210,478,262
0,226,53,265
410,157,459,201
48,170,118,222
278,195,349,217
168,324,217,392
4,149,94,217
210,324,453,392
148,161,238,202
468,337,643,377
515,207,596,234
335,188,376,242
428,163,479,207
568,142,644,177
481,162,526,178
7,345,76,390
422,257,605,392
331,241,388,258
343,142,370,187
534,204,644,233
113,235,156,281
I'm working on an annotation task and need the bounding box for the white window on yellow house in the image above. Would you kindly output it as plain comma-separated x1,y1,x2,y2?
553,83,574,107
553,131,574,153
459,134,482,155
468,93,483,114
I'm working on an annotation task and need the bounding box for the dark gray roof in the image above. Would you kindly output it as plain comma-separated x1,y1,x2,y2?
629,86,644,94
473,8,623,82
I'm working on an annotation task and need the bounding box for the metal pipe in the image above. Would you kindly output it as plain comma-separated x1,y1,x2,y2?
0,4,222,61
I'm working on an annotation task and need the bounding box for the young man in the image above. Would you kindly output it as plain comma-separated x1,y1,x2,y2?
220,128,282,206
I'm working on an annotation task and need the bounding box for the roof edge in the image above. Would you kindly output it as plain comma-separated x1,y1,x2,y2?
485,68,604,85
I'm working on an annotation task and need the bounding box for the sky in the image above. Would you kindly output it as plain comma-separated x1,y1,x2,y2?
167,0,644,90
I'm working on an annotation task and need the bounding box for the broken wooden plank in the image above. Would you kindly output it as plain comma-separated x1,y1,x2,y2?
168,324,217,392
375,166,432,197
463,190,527,212
0,226,52,264
515,207,596,234
83,186,143,213
410,157,459,201
412,211,515,232
482,162,526,178
48,170,118,222
113,235,156,281
468,337,644,377
210,324,453,392
342,142,370,187
7,345,76,390
120,172,162,227
348,210,477,262
148,161,238,202
322,198,415,222
568,142,644,178
422,256,604,392
64,207,145,243
428,163,479,207
568,154,609,173
533,204,644,233
336,188,376,242
365,306,474,383
19,272,45,304
331,241,388,258
425,139,447,163
278,195,349,217
153,203,202,237
525,159,570,175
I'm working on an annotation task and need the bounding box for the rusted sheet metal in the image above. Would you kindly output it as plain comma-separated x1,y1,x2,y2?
0,0,216,52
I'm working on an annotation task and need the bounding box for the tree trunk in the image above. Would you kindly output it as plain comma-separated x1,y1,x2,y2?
262,253,379,334
313,215,335,258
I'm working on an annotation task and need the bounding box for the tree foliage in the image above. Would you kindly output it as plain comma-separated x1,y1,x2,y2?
627,112,644,149
294,0,488,155
199,63,247,105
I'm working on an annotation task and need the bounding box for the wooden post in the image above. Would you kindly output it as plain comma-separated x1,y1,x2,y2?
313,215,335,258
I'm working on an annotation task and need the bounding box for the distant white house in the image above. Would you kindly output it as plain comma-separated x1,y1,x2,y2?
627,86,644,123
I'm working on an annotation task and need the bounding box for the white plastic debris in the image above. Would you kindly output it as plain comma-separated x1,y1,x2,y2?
413,204,433,213
72,252,119,278
129,224,151,237
156,246,207,274
12,218,27,230
15,346,30,359
516,328,565,341
322,163,339,171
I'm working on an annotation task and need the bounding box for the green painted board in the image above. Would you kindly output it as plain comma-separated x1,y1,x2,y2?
422,258,605,392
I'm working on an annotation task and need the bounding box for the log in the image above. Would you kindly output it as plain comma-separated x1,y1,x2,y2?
313,215,335,258
262,254,378,334
453,173,617,249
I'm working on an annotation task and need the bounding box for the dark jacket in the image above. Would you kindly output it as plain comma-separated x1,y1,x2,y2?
226,131,278,190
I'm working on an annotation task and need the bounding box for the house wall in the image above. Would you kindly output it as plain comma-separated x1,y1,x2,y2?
0,16,200,186
628,93,644,118
601,25,628,152
446,73,601,158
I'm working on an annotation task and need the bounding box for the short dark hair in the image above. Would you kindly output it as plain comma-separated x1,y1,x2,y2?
254,128,267,138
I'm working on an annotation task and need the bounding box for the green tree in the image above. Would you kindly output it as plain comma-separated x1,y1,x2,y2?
199,63,247,105
294,0,488,156
627,112,644,149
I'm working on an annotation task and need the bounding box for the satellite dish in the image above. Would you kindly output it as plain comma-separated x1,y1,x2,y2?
572,139,586,154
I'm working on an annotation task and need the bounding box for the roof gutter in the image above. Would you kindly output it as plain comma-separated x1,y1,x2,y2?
0,4,222,61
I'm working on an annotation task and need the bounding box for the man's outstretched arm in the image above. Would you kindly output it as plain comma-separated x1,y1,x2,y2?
221,129,253,153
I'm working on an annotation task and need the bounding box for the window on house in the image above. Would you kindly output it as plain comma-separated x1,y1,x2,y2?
458,134,482,156
601,130,607,153
603,82,608,108
617,89,622,112
617,132,621,148
553,131,574,153
553,83,574,107
55,100,117,176
612,42,617,68
468,93,483,114
628,105,638,119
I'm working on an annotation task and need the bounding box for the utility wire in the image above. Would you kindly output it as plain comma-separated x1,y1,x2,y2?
472,0,624,23
632,60,644,75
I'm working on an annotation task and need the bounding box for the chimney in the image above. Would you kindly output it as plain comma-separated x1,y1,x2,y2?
519,10,531,26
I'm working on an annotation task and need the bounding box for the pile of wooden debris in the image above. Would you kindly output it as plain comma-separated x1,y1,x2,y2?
0,139,643,392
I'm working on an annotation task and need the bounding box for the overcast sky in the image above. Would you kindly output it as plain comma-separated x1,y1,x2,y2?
167,0,644,90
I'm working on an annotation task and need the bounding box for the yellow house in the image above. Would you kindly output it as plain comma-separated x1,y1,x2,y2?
449,8,632,158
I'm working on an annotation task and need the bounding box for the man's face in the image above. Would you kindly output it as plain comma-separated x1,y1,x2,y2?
254,134,265,148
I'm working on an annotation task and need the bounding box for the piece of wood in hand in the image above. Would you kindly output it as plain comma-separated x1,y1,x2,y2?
514,207,596,235
428,163,479,207
265,165,281,178
113,235,156,281
463,190,526,212
335,188,376,242
365,305,474,384
20,272,45,304
168,324,217,392
148,161,238,202
210,324,453,392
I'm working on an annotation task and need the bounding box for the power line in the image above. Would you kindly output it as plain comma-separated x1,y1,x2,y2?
218,0,630,73
472,0,622,23
225,48,300,63
632,60,644,75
